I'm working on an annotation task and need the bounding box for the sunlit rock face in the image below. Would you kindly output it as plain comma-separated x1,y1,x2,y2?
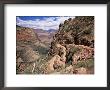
16,16,94,74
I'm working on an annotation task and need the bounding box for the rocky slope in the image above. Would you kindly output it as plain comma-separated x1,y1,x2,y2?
16,26,49,74
16,26,40,44
16,16,94,74
44,16,94,74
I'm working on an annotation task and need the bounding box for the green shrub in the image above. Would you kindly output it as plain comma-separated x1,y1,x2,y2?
70,47,80,54
74,61,87,68
66,47,80,64
85,59,94,68
74,59,94,68
35,46,49,55
83,27,92,34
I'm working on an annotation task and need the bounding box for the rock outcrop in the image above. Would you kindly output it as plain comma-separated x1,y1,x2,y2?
48,16,94,74
16,16,94,74
16,26,41,74
16,26,40,44
42,55,65,74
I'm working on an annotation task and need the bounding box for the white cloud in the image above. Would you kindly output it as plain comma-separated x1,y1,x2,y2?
16,16,75,30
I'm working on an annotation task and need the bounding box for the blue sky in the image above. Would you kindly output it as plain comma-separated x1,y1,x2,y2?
16,16,75,30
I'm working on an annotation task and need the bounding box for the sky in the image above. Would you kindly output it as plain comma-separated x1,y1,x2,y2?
16,16,75,30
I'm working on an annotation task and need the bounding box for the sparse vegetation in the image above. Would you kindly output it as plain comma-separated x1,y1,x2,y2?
73,58,94,68
16,16,94,74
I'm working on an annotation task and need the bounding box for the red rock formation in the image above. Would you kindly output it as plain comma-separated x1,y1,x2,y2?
16,26,40,43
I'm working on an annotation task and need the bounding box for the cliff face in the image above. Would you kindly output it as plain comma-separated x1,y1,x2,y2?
16,26,40,44
16,26,48,74
45,16,94,74
16,16,94,74
49,16,94,56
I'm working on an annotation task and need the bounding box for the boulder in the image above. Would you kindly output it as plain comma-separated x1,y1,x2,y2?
76,67,87,74
45,55,65,73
